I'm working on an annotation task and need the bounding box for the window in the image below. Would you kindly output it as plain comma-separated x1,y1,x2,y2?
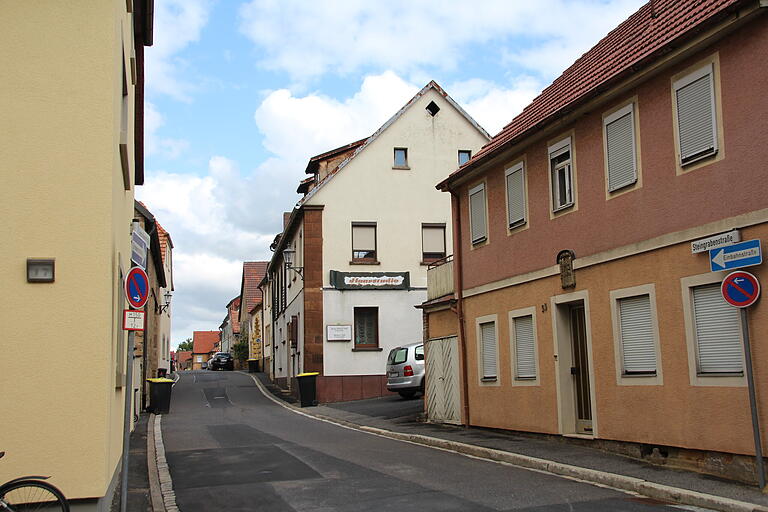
513,315,536,380
422,224,446,262
692,283,742,374
394,148,409,168
426,101,440,116
468,183,487,244
458,150,471,166
549,138,573,211
352,223,377,262
505,162,526,227
414,345,424,361
479,321,497,380
604,103,637,192
617,294,656,375
674,63,718,165
354,307,378,348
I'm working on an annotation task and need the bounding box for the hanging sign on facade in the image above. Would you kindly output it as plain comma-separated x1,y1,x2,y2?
709,239,762,272
691,229,740,254
326,325,352,341
721,271,760,308
329,270,410,290
125,267,150,309
123,309,145,331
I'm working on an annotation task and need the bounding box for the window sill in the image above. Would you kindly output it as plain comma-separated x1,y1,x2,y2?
552,203,574,214
350,260,380,265
392,165,411,170
481,376,497,382
352,347,383,352
471,237,487,246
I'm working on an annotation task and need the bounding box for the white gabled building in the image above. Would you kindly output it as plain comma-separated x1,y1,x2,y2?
266,81,489,401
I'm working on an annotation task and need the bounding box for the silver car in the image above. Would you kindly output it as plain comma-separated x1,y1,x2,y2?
386,342,425,398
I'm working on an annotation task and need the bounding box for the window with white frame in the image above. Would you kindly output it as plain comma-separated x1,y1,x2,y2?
421,224,446,262
512,315,536,379
548,138,574,211
469,183,487,244
505,162,526,227
604,103,637,191
674,63,718,165
617,294,656,375
692,283,743,374
352,223,377,261
479,321,497,380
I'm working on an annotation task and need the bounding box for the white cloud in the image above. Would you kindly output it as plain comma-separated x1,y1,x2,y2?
146,0,212,101
145,102,190,159
238,0,645,82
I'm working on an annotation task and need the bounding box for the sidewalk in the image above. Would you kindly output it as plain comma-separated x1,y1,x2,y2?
252,371,768,512
110,413,152,512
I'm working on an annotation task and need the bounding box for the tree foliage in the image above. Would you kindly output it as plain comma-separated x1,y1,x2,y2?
232,340,249,362
177,338,193,351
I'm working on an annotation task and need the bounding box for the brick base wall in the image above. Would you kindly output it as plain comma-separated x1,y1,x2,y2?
316,375,395,403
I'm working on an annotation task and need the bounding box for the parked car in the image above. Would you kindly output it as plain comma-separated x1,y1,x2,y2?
209,352,234,371
386,342,425,399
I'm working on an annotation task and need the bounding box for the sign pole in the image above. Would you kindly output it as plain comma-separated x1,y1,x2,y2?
741,308,765,489
120,330,135,512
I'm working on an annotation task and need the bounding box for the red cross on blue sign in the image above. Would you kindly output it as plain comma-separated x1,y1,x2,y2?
125,267,150,309
721,271,760,308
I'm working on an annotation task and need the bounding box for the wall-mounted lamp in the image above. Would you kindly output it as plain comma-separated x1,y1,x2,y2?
282,247,304,280
158,290,173,313
27,259,55,283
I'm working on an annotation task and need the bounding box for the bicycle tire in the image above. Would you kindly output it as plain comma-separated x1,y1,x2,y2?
0,479,69,512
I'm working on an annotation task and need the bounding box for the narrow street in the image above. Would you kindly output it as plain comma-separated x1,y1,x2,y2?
162,371,706,512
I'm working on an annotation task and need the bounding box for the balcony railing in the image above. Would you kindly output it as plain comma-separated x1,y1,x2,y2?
426,255,454,301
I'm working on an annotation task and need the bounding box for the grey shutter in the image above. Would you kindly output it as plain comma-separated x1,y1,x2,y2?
606,110,637,191
618,295,656,374
480,322,497,379
514,315,536,379
469,186,487,243
506,166,525,226
676,70,716,163
693,284,742,373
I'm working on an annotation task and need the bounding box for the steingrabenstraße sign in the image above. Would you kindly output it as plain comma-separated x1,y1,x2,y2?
329,270,410,290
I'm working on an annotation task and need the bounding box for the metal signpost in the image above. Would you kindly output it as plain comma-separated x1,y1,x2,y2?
721,270,763,488
709,239,762,272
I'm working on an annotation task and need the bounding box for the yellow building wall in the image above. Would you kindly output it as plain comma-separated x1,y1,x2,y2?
461,222,768,456
0,1,138,502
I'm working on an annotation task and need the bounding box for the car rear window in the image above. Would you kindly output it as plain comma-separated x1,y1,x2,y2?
387,348,408,365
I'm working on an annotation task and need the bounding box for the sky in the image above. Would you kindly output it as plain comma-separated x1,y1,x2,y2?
135,0,646,348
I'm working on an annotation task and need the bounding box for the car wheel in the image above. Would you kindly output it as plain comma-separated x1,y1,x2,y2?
398,391,416,399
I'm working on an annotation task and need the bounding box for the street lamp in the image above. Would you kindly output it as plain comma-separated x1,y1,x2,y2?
283,247,304,280
158,290,173,313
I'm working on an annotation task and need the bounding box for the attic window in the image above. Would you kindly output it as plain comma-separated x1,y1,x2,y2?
426,101,440,117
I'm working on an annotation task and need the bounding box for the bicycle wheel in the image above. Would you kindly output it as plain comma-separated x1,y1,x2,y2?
0,480,69,512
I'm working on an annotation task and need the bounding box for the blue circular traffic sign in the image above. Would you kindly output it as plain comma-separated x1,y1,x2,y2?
125,267,150,309
721,271,760,308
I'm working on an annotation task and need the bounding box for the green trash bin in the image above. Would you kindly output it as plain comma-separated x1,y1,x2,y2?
296,372,319,407
147,378,174,414
247,359,259,373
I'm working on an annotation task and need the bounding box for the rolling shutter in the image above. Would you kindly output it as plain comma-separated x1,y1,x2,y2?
618,295,656,374
506,164,525,227
676,65,717,163
693,284,743,373
514,315,536,379
605,105,637,191
480,321,497,379
352,225,376,252
469,184,487,243
422,226,445,255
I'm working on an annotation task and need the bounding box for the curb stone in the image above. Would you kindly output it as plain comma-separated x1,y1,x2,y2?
241,371,768,512
146,413,165,512
153,414,179,512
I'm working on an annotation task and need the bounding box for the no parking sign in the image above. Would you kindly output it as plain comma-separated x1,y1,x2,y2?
721,271,760,308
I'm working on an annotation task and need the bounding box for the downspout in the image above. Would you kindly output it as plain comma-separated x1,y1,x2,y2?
450,190,471,426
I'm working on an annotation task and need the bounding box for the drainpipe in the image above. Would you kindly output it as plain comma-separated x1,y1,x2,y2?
450,190,471,426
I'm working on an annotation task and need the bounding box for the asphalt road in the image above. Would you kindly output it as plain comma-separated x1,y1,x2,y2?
162,371,711,512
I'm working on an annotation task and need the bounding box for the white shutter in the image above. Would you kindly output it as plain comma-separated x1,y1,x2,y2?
480,322,497,379
693,284,743,373
618,295,656,374
506,164,525,227
514,315,536,379
469,184,487,243
675,65,717,163
605,104,637,191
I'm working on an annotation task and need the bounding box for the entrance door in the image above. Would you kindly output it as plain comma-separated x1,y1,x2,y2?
570,305,592,434
425,336,461,424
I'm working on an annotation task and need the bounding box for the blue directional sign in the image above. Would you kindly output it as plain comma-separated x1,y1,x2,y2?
710,239,762,272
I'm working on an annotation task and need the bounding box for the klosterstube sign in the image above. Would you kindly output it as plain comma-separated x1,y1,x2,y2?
329,270,410,290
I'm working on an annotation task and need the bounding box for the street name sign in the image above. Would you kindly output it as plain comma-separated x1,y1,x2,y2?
131,225,150,269
709,239,762,272
721,271,760,308
691,229,740,254
123,309,145,331
125,267,150,309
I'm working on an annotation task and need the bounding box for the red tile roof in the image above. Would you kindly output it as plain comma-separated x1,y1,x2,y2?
304,138,366,174
192,331,219,355
441,0,744,187
228,296,241,335
240,261,268,314
156,221,173,266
